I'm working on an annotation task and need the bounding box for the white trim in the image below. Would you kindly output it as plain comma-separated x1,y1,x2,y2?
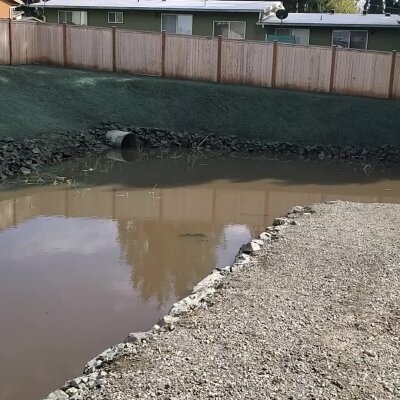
108,11,124,24
212,20,247,39
331,29,369,49
32,0,283,14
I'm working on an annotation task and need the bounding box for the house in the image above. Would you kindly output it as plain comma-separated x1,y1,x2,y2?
260,12,400,51
31,0,283,41
0,0,24,19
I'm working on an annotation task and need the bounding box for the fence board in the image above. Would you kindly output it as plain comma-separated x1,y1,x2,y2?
393,53,400,99
11,22,37,64
165,35,218,81
333,49,392,98
34,23,63,65
1,21,399,101
0,20,9,64
275,44,332,92
67,25,112,71
221,40,274,87
116,30,161,76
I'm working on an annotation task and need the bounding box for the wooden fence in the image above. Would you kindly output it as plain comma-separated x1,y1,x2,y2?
0,19,399,100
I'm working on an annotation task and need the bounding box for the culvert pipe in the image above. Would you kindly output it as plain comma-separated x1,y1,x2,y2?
106,149,137,163
106,130,136,148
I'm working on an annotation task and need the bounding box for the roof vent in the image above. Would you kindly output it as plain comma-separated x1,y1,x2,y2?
329,9,335,14
385,12,391,17
362,10,367,15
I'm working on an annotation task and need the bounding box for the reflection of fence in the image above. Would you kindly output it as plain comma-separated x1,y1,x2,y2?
0,184,399,232
0,20,399,99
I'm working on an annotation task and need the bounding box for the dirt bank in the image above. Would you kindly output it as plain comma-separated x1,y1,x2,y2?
1,65,400,147
46,201,400,400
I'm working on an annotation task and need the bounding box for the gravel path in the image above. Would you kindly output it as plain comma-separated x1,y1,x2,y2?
88,202,400,400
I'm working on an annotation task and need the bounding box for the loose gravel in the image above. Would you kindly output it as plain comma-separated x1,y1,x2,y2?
85,202,400,399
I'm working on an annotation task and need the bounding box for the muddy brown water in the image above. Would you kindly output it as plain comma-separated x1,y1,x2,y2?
0,153,400,400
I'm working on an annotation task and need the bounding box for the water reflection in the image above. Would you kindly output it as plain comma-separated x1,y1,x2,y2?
0,155,399,400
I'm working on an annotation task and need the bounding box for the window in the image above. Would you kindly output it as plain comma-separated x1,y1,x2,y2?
275,28,310,45
108,12,123,24
332,30,368,49
161,14,193,35
213,21,246,40
58,10,87,25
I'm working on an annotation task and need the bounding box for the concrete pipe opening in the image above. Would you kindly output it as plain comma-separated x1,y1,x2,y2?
106,130,137,149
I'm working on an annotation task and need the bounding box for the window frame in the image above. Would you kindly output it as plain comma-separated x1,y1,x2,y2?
274,27,310,45
331,30,369,50
58,10,73,24
58,10,87,25
161,13,193,35
108,11,124,24
213,20,247,40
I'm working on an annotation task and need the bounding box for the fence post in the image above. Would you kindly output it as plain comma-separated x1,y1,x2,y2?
329,45,337,93
161,30,166,77
112,26,116,72
388,50,397,99
216,35,222,83
62,22,67,67
8,19,12,65
271,40,278,88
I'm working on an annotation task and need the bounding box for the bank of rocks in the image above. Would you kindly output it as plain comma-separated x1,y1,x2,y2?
101,123,400,163
43,206,311,400
0,131,109,181
1,123,400,181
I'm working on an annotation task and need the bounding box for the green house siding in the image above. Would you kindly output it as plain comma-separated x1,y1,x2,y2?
45,9,265,40
264,25,400,51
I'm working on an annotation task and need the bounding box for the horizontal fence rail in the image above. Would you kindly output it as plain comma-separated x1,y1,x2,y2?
0,20,399,100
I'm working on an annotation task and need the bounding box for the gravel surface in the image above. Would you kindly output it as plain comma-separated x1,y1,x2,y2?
88,201,400,400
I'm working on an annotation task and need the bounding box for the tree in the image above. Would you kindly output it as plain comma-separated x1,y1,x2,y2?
327,0,358,12
384,0,400,13
283,0,357,12
364,0,385,13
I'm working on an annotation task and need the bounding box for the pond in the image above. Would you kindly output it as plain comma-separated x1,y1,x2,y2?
0,152,400,400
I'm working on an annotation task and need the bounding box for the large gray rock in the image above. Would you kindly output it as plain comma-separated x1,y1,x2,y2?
192,271,223,293
125,331,147,344
161,315,179,326
235,253,251,265
273,217,290,226
43,390,69,400
240,240,262,254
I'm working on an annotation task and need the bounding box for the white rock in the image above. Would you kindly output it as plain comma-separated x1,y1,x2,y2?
161,315,179,326
290,205,304,213
273,217,290,226
217,265,231,273
43,390,69,400
235,253,251,265
240,241,261,253
125,332,147,344
69,378,81,388
259,232,272,241
192,271,223,293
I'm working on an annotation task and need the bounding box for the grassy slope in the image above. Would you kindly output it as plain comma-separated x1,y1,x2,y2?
1,65,399,146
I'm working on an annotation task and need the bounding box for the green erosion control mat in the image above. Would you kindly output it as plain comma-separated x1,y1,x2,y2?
1,65,399,146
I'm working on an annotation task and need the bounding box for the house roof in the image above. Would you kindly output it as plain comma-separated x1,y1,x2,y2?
31,0,283,13
259,12,400,28
3,0,24,5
